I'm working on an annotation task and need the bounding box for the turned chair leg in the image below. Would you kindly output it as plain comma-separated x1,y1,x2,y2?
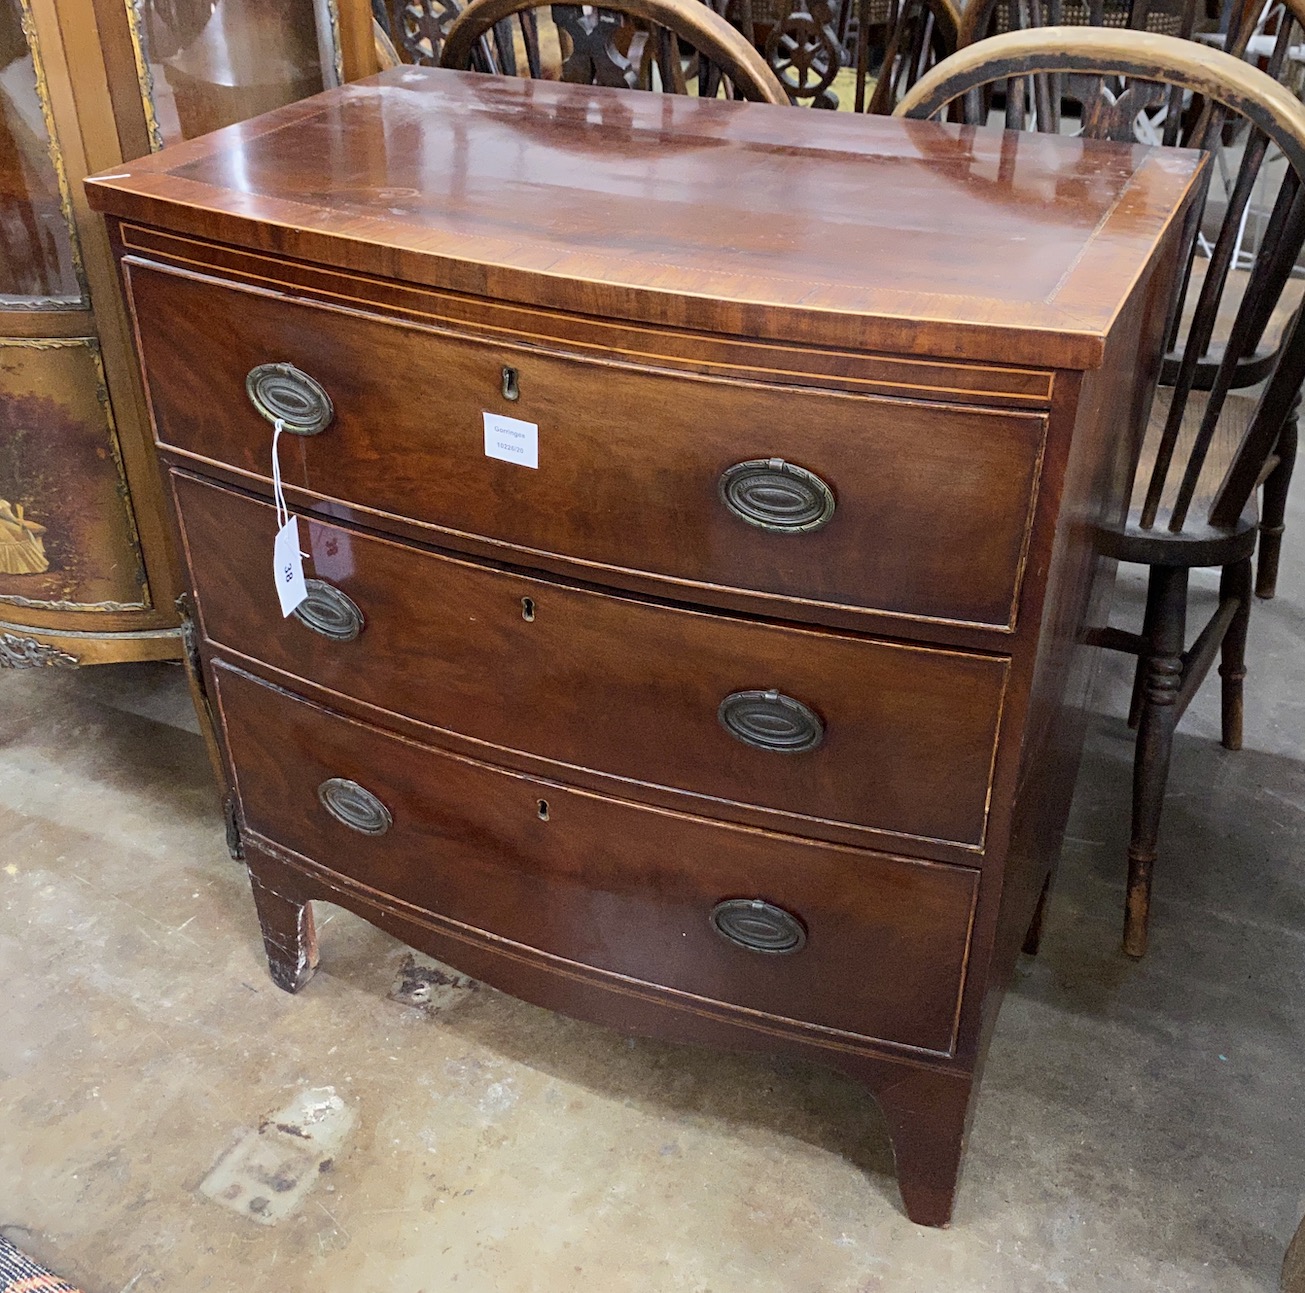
1127,654,1146,730
1128,568,1171,730
1218,557,1253,752
1124,565,1188,959
1257,411,1297,600
249,871,320,993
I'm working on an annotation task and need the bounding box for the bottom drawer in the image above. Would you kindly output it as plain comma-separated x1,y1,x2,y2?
215,663,980,1056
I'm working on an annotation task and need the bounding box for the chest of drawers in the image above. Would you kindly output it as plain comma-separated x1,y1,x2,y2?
86,69,1202,1226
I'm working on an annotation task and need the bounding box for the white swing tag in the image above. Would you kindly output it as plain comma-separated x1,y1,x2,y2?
270,417,307,616
274,515,307,616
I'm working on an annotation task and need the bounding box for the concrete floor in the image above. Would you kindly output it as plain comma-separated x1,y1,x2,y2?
1,497,1303,1292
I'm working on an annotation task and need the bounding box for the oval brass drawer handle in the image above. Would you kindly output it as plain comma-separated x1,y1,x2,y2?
246,362,334,435
318,777,391,835
718,688,824,753
718,458,835,533
293,579,364,642
711,899,807,954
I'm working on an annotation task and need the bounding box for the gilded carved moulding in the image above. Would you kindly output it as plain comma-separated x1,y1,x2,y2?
0,632,77,667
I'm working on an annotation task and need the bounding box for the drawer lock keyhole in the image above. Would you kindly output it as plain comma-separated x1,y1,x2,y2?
537,799,550,821
502,366,520,402
521,596,535,622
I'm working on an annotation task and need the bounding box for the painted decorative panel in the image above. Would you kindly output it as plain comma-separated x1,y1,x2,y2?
0,0,83,307
0,338,147,610
127,0,343,149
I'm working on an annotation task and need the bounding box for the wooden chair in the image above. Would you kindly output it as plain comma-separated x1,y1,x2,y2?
439,0,789,100
897,28,1305,956
762,0,847,105
860,0,962,111
372,15,404,68
371,0,461,66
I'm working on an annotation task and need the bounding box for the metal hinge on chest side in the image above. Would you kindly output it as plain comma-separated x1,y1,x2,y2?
177,591,204,683
223,792,244,861
177,592,242,860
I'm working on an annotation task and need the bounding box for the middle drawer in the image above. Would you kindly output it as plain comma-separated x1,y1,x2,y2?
176,471,1008,851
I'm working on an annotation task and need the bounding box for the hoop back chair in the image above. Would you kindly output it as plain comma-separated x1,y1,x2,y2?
440,0,788,101
860,0,961,111
374,0,543,72
897,28,1305,956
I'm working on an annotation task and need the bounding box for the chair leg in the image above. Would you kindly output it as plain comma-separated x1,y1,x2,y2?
1219,557,1253,752
1128,567,1170,730
1124,565,1188,960
1256,411,1297,600
1127,654,1147,730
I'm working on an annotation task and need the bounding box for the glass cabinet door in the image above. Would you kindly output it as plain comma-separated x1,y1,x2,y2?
127,0,343,147
0,0,161,651
0,0,357,664
0,0,366,665
0,0,82,306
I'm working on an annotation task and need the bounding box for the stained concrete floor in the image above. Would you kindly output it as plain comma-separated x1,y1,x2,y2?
1,498,1303,1292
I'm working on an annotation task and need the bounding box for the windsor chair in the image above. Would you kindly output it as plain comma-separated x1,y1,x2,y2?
899,27,1305,956
439,0,787,99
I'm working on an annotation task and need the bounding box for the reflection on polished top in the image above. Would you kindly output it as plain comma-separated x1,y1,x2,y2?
86,66,1205,366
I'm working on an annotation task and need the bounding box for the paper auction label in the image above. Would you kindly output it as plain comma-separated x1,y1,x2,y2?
483,412,539,469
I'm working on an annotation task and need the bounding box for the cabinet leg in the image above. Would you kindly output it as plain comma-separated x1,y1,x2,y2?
248,871,319,994
869,1065,977,1227
1022,872,1052,956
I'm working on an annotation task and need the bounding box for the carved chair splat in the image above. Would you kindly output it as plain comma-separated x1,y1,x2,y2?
439,0,789,101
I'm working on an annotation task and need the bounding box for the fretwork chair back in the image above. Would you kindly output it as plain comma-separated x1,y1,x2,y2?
374,0,559,77
762,0,846,107
859,0,961,112
897,28,1305,956
371,0,472,66
439,0,788,101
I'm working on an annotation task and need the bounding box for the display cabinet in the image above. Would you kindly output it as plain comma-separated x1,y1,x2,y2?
0,0,371,668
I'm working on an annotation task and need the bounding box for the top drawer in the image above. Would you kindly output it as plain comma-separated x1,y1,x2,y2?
126,258,1048,633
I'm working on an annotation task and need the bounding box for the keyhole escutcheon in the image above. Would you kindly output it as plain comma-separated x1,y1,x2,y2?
521,596,535,622
502,366,520,401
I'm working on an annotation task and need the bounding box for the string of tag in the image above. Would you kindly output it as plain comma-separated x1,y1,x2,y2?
271,417,308,617
271,418,311,547
272,417,290,531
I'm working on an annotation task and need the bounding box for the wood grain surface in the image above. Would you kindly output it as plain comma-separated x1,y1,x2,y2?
176,471,1009,851
94,73,1203,1227
86,66,1205,365
128,257,1048,632
216,661,981,1056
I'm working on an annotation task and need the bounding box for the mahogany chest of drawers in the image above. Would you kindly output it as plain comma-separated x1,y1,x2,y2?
87,69,1202,1226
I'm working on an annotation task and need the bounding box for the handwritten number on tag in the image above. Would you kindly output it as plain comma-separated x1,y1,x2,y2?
274,516,307,616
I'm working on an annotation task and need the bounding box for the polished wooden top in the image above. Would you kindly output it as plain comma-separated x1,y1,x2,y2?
86,67,1204,368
